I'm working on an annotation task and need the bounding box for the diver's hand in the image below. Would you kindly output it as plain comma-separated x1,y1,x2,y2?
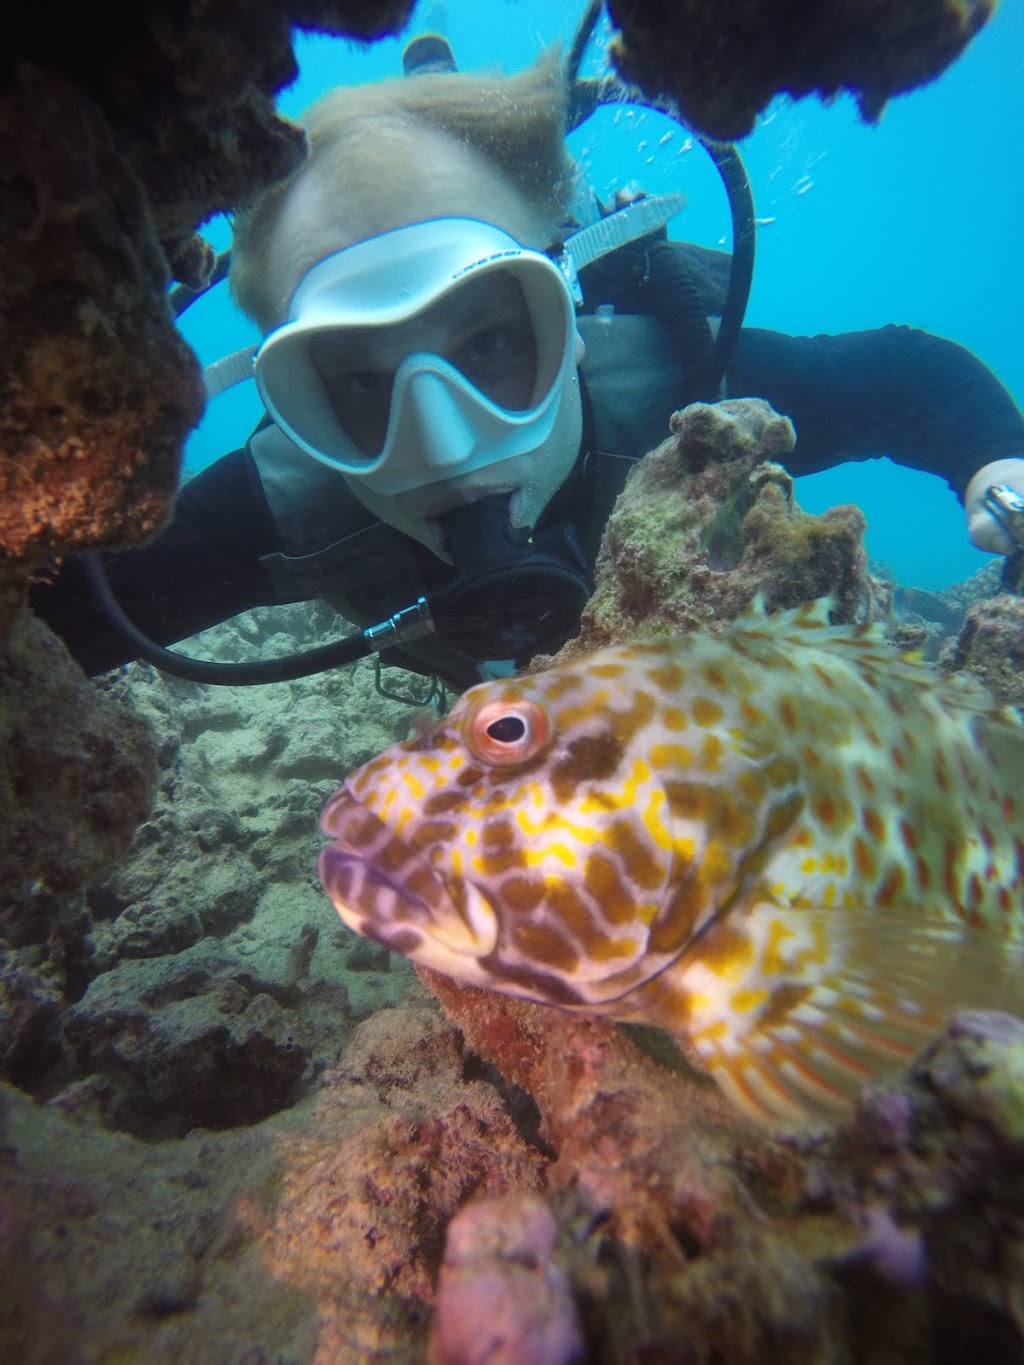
965,457,1024,553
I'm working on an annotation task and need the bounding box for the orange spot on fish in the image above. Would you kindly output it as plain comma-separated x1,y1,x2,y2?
863,808,884,841
778,698,798,729
853,836,876,880
648,663,687,690
885,691,906,717
875,863,906,908
692,696,724,727
590,936,641,963
544,673,584,701
943,843,960,903
741,700,767,728
967,871,984,909
650,742,695,769
700,733,724,773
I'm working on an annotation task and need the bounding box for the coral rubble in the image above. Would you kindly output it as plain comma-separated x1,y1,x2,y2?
607,0,995,140
0,612,156,1092
0,605,416,1123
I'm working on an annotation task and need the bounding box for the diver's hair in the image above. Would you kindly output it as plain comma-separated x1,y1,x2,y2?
231,48,574,331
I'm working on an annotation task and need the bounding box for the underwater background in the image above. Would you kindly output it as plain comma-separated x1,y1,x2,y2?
178,0,1024,591
7,4,1024,1355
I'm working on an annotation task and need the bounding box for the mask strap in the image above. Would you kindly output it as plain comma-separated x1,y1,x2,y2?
555,191,685,304
203,344,258,400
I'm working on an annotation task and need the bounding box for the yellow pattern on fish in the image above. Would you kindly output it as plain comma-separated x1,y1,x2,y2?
318,599,1024,1124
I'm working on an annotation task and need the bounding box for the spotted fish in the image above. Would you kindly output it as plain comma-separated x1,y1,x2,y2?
318,600,1024,1123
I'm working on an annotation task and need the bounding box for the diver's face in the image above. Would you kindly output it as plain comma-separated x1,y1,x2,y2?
308,271,539,457
264,129,583,560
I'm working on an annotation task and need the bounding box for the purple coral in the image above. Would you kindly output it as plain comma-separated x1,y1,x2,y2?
430,1193,583,1365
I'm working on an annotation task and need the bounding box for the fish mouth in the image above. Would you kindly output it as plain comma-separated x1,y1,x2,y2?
318,787,499,963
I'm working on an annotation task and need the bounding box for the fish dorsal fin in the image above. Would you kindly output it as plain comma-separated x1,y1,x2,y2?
732,596,1020,726
676,904,1024,1127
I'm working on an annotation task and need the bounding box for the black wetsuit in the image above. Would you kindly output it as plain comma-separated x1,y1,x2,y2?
33,305,1024,686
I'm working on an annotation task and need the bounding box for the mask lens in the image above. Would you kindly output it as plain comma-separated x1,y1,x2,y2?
308,334,395,459
307,268,542,459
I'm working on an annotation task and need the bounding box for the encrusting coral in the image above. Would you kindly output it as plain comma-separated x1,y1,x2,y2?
425,974,1024,1363
544,397,882,671
944,592,1024,708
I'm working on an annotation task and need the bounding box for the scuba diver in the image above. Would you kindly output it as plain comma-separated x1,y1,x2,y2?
32,28,1024,695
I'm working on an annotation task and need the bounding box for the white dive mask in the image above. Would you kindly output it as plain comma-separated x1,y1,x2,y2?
254,219,583,537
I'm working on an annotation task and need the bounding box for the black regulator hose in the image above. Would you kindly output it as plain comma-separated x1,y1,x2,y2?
83,553,431,686
83,487,595,685
567,0,602,90
699,139,756,387
169,250,231,319
565,1,756,393
643,237,718,401
431,495,592,659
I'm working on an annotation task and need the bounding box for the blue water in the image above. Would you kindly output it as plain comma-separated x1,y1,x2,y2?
177,0,1024,591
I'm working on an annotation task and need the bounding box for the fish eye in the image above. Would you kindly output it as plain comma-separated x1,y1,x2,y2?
464,698,553,767
487,715,525,743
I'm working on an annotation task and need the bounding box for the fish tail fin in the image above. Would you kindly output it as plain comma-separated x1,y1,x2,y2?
677,905,1024,1127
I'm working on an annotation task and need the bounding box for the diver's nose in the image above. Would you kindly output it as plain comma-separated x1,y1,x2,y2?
404,370,478,468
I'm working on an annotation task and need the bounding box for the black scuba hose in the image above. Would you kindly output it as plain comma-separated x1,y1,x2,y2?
83,553,431,685
567,0,603,89
168,250,232,319
564,1,756,393
644,238,717,402
699,139,756,387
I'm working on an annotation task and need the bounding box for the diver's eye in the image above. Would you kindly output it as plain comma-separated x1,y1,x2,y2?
463,326,508,362
343,370,389,397
464,698,553,767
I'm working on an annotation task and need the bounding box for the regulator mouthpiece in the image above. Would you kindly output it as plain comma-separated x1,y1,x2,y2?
432,494,591,659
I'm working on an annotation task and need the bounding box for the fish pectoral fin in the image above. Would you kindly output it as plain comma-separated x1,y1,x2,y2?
683,906,1024,1128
